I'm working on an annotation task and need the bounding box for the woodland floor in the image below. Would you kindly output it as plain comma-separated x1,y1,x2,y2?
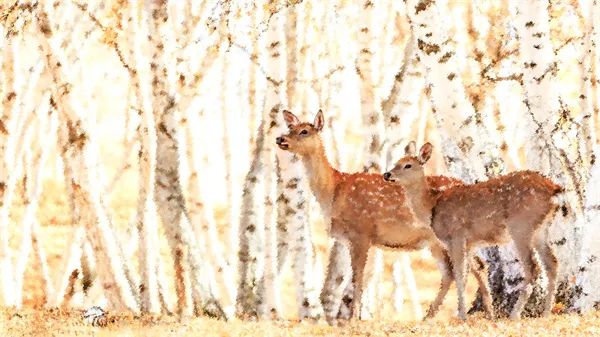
2,307,600,337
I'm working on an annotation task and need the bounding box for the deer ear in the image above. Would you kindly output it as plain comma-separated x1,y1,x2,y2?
314,109,324,132
418,142,433,164
283,110,300,128
404,141,416,156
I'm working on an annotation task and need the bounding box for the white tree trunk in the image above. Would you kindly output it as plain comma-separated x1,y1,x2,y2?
0,34,41,307
574,145,600,311
572,0,600,312
382,34,426,167
127,0,161,314
237,118,267,318
275,4,323,319
145,0,192,316
578,0,600,172
236,3,268,318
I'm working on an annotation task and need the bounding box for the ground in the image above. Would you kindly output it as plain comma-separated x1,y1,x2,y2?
3,307,600,337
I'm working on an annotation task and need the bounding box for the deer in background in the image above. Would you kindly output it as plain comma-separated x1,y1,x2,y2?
275,110,490,322
384,141,563,320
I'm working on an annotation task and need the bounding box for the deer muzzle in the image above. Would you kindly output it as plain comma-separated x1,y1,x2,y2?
276,136,289,149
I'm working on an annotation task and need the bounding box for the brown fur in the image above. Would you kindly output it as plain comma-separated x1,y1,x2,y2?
386,142,562,320
276,111,481,321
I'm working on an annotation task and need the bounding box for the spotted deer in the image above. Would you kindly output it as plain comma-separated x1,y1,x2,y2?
275,110,489,322
384,141,563,320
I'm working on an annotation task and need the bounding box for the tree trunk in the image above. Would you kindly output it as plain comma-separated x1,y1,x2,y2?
571,0,600,312
256,11,290,317
236,3,268,318
126,0,161,314
0,34,35,307
276,4,323,319
574,145,600,311
145,1,226,318
237,116,268,318
145,0,190,316
578,0,600,172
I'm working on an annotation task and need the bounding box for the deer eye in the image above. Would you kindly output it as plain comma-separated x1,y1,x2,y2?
404,164,412,169
299,129,308,136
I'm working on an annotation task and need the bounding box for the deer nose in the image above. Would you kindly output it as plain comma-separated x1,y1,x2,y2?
383,172,391,181
276,137,284,145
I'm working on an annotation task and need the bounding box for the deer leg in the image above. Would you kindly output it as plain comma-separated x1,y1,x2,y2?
425,242,453,320
348,238,370,321
449,236,468,321
534,233,558,317
469,255,494,319
510,238,536,320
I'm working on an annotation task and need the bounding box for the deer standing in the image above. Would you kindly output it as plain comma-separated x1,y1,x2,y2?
275,110,489,322
384,142,563,320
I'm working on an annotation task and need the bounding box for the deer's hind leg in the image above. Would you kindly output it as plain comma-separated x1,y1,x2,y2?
469,255,494,319
534,206,559,317
509,225,536,320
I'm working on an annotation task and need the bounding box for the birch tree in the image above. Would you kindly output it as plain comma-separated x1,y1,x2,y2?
144,0,227,318
236,3,273,318
275,3,323,320
0,30,34,307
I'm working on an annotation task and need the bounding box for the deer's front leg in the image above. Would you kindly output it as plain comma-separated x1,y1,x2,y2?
348,236,370,320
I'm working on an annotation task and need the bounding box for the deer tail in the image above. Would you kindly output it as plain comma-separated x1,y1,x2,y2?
552,184,564,195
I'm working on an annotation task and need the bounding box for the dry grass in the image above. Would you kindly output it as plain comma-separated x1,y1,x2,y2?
3,307,600,337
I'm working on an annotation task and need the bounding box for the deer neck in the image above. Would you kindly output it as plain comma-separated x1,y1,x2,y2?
300,145,337,218
402,176,435,226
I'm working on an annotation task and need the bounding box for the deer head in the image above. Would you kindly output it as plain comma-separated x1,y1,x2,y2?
276,109,324,156
383,141,433,184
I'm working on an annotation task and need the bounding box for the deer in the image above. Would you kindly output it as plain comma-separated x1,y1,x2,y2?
275,110,491,322
384,141,563,320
